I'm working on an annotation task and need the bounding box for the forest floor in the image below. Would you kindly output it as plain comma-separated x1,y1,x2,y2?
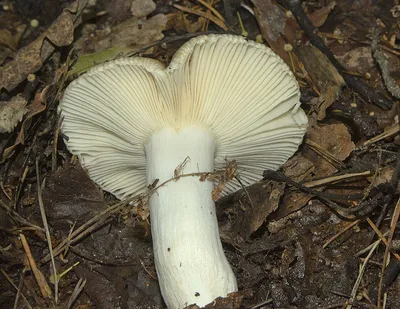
1,0,400,308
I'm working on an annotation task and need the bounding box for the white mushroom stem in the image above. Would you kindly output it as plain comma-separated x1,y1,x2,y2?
146,126,237,309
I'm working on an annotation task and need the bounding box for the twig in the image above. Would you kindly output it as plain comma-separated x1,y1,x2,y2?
19,233,52,298
264,170,394,219
174,4,228,31
0,200,44,231
345,238,381,309
196,0,225,21
322,219,361,249
304,171,371,188
282,0,393,110
13,268,25,309
366,218,400,261
0,268,33,309
52,116,63,172
127,31,227,57
42,165,237,263
250,297,272,309
371,26,400,99
36,158,58,303
363,124,399,148
355,230,390,257
263,171,364,204
66,278,86,309
305,139,346,169
234,175,255,209
377,196,400,308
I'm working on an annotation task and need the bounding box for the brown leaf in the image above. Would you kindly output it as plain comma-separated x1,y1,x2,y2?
282,154,314,182
0,91,46,162
252,0,299,66
296,46,344,121
305,123,355,177
0,94,28,133
93,14,167,53
219,181,285,244
42,164,107,231
308,1,336,28
269,191,312,223
131,0,156,18
0,0,86,91
0,29,18,50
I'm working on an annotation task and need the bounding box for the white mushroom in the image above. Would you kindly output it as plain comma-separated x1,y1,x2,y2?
59,34,308,309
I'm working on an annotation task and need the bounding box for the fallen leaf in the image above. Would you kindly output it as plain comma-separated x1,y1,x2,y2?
167,11,205,33
282,154,315,182
42,164,106,231
337,46,375,75
296,46,344,121
0,0,86,91
251,0,297,66
103,14,167,49
0,91,46,162
269,191,312,223
0,94,28,133
308,1,337,28
0,29,18,50
219,181,285,244
305,123,355,177
70,14,167,74
131,0,156,18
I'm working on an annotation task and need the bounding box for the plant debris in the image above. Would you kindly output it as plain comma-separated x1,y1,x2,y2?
1,0,400,308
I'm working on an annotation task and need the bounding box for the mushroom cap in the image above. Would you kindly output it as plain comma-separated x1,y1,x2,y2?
60,34,308,200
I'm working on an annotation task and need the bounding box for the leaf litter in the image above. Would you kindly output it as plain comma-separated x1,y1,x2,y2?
1,0,400,308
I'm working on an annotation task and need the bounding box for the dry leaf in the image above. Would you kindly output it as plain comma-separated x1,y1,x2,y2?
0,0,86,91
0,91,47,162
97,14,167,50
0,29,18,50
252,0,297,66
0,94,28,133
308,1,336,28
305,123,355,177
219,181,285,244
337,46,375,75
296,46,344,120
42,164,107,230
131,0,156,18
282,154,314,182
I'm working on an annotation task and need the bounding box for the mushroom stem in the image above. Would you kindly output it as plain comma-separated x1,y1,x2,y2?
146,126,237,309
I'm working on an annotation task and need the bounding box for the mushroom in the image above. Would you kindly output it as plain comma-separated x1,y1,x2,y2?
59,34,308,309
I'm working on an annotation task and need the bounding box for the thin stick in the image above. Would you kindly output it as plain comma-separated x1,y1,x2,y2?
345,239,381,309
305,139,346,168
0,200,43,231
323,219,361,249
19,234,52,298
42,166,236,263
0,268,33,309
283,0,392,110
377,197,400,308
304,171,371,188
196,0,225,21
66,278,86,309
36,158,58,303
52,116,62,172
366,218,400,261
174,4,228,30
